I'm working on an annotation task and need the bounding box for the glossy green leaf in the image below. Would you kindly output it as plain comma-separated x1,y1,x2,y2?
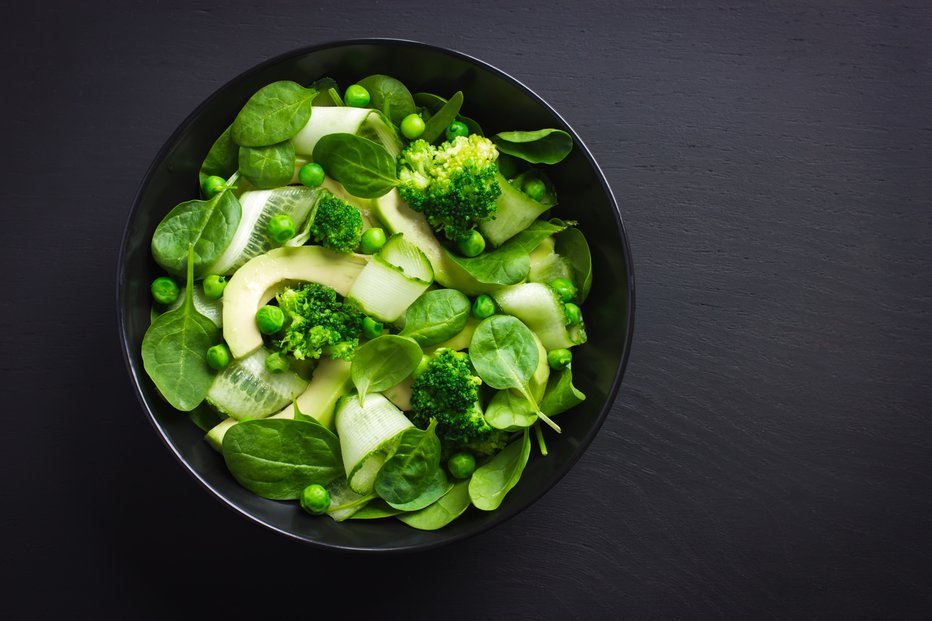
351,335,422,405
397,479,471,530
448,219,568,285
374,420,442,506
232,81,317,147
399,289,471,347
468,429,531,511
420,91,463,144
238,141,295,189
493,129,573,165
312,133,398,198
356,74,415,125
198,125,239,190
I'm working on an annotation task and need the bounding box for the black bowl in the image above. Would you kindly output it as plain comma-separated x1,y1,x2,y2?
118,39,635,552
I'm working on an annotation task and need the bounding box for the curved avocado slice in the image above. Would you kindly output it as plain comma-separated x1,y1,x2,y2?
222,246,369,358
271,357,353,430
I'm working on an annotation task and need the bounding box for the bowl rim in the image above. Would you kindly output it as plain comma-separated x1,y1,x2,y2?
116,37,636,552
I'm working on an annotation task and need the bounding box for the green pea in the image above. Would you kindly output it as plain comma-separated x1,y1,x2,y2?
255,305,285,335
298,162,325,187
359,227,387,254
202,274,227,300
202,175,226,198
400,113,426,140
299,483,331,515
206,343,232,370
457,229,486,257
523,177,547,202
362,316,384,340
267,214,296,244
265,351,290,373
563,302,582,326
447,452,476,479
445,120,469,141
150,276,180,305
344,84,370,108
549,278,577,303
547,348,572,370
471,294,496,320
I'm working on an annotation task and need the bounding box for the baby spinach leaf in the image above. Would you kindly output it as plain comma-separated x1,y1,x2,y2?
484,388,538,431
222,418,342,500
238,141,295,189
351,335,422,405
357,74,415,125
374,420,442,506
556,227,592,303
413,92,484,136
540,367,586,417
312,133,398,198
399,289,471,347
349,500,404,519
232,81,317,147
142,246,220,411
397,479,472,530
468,429,531,511
493,129,573,165
383,467,451,511
198,125,239,190
448,219,568,285
420,91,463,144
151,189,242,278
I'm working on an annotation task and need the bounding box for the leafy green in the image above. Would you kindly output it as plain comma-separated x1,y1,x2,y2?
447,219,568,285
356,74,415,125
420,91,463,144
198,125,239,190
468,429,531,510
351,335,422,405
238,141,295,189
484,388,538,431
556,227,593,303
232,81,317,147
492,129,573,165
540,367,586,417
222,418,342,500
413,92,483,136
349,500,404,519
383,467,451,512
151,189,241,278
399,289,471,347
374,419,442,506
142,246,220,411
312,133,398,198
397,479,472,530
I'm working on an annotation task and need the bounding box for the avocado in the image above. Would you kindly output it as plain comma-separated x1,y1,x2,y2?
371,189,492,296
270,357,353,430
205,417,237,451
222,246,368,358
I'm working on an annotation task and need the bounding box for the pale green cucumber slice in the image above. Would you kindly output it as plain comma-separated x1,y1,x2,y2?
492,282,586,351
325,477,372,522
346,234,432,323
291,108,403,159
206,347,309,420
222,246,368,358
334,393,413,494
479,173,550,247
205,186,325,275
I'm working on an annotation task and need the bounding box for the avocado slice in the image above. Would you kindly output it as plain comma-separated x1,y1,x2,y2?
222,246,368,358
371,189,492,296
270,357,353,430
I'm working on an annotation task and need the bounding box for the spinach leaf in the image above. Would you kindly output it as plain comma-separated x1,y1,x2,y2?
349,500,404,519
222,418,342,500
198,125,239,190
374,420,442,506
420,91,463,144
447,219,568,285
468,429,531,511
232,81,317,147
556,227,592,303
142,246,220,411
151,189,241,278
493,129,573,165
351,335,422,405
540,367,586,417
383,467,451,511
356,74,415,125
399,289,471,347
397,479,472,530
312,133,398,198
189,404,225,433
238,141,295,189
484,389,538,431
413,92,484,136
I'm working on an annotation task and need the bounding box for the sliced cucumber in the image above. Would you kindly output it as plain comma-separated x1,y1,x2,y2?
334,393,413,494
205,186,325,275
347,234,433,323
492,283,586,351
325,477,373,522
206,347,308,420
479,173,550,247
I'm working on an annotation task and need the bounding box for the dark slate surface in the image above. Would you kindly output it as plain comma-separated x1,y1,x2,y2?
3,2,930,618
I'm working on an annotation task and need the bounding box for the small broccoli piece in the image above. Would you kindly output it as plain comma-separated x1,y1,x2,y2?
274,283,364,361
310,194,364,253
397,135,502,243
409,348,507,456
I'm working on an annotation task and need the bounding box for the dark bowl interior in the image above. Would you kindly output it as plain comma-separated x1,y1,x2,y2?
118,39,635,552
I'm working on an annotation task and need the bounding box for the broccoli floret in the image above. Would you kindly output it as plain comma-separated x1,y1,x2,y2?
310,194,363,253
409,348,507,456
273,283,364,361
397,135,502,242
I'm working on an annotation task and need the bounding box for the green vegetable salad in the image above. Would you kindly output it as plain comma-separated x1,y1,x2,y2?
142,74,592,531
